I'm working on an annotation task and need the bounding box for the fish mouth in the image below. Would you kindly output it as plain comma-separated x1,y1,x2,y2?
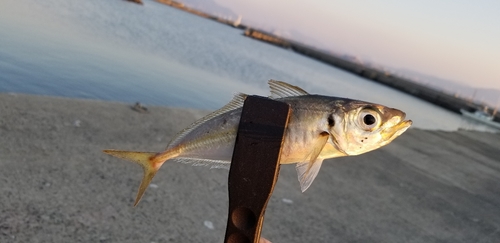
397,120,413,130
383,119,412,141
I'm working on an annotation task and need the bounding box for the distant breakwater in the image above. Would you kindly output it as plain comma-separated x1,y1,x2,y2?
154,0,499,123
156,0,243,27
124,0,143,5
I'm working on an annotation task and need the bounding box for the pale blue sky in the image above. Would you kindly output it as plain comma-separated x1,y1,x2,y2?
216,0,500,90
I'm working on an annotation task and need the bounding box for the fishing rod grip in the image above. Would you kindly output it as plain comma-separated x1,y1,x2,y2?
224,95,290,243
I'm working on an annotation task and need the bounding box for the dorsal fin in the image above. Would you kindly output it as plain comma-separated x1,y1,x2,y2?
268,80,309,99
166,93,247,149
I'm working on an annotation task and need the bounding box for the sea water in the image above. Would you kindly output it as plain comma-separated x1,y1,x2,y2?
0,0,494,131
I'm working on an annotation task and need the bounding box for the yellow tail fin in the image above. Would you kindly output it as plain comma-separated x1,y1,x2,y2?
103,150,161,206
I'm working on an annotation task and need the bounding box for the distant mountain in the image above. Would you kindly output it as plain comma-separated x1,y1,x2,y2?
176,0,238,20
396,68,500,108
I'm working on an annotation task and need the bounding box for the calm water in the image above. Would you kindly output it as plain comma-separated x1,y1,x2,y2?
0,0,494,131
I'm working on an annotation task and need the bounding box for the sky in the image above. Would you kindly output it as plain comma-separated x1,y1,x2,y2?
215,0,500,91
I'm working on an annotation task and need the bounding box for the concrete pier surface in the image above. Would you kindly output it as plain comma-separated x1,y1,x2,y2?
1,93,499,243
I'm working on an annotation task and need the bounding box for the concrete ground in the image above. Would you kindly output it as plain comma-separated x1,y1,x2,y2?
1,93,499,243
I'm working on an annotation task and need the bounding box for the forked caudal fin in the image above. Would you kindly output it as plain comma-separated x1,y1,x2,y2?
103,150,161,206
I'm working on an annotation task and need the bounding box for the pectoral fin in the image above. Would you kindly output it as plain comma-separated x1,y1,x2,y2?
296,159,324,192
295,132,329,192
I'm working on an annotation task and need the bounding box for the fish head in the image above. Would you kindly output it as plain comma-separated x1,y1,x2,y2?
328,102,412,156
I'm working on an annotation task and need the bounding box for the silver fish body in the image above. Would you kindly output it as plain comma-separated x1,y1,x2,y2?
104,80,412,206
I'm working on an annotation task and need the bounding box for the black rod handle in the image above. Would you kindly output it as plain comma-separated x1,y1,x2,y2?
224,95,290,243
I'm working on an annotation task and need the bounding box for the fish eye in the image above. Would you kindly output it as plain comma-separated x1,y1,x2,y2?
358,108,382,131
364,114,376,125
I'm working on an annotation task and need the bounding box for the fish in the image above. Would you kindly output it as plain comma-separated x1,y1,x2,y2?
103,80,412,206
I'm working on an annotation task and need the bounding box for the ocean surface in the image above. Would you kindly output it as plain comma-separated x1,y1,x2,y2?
0,0,495,131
